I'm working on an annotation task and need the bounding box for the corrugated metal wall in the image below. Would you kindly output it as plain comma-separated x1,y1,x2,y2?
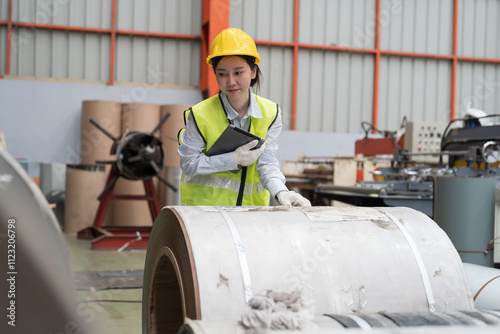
458,0,500,58
295,0,375,133
115,37,200,85
116,0,199,34
378,0,500,127
456,0,500,116
8,0,112,81
0,28,5,75
230,0,376,131
10,29,111,80
229,0,500,132
378,0,455,130
230,0,294,42
378,57,452,129
457,62,500,116
380,0,454,55
116,0,200,85
0,0,7,20
3,0,201,85
2,0,500,132
13,0,112,26
296,50,374,133
230,0,295,128
256,45,294,129
299,0,375,49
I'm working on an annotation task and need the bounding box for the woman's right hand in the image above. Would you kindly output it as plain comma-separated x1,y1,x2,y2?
234,140,267,166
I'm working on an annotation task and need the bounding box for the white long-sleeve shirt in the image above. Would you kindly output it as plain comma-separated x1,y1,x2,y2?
178,92,288,198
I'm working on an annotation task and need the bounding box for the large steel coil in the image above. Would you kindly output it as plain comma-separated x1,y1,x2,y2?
142,206,475,333
0,147,89,333
178,311,500,334
463,262,500,310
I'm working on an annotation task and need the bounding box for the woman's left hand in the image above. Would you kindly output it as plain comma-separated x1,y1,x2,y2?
276,191,311,207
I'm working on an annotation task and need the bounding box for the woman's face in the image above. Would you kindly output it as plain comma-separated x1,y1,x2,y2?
214,56,256,101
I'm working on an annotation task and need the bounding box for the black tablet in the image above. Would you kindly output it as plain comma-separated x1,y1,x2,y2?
205,124,265,156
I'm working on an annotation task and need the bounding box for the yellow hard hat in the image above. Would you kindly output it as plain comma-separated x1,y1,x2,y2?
206,28,261,67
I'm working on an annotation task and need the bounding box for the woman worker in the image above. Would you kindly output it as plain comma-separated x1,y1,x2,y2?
178,27,310,207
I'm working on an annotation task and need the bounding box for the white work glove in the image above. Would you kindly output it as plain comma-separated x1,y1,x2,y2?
276,190,311,207
234,140,267,167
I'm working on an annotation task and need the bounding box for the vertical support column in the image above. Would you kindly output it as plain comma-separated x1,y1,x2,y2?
107,0,117,85
291,0,300,130
200,0,230,98
372,0,381,131
450,0,459,120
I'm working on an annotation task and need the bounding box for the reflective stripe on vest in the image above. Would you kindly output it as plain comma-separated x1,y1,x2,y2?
181,173,267,196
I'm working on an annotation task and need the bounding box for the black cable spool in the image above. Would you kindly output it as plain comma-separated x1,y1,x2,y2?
114,132,165,181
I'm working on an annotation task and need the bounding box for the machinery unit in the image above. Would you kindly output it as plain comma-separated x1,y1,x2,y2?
404,121,448,163
315,116,500,268
355,120,405,156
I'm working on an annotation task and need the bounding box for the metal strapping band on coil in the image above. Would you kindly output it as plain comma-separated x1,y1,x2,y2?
473,275,500,301
217,207,253,303
378,209,436,312
346,314,372,330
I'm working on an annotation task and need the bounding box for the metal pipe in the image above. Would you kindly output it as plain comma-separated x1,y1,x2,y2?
372,0,381,131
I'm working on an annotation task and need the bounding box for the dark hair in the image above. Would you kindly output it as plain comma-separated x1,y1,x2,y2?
212,55,262,92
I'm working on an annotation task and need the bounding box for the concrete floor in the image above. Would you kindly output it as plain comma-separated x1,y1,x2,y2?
65,233,147,334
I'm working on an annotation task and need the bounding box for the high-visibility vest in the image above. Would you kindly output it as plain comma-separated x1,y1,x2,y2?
179,93,279,206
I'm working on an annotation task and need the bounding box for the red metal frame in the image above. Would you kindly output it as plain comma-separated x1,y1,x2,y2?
77,168,160,250
200,0,230,98
2,0,500,127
